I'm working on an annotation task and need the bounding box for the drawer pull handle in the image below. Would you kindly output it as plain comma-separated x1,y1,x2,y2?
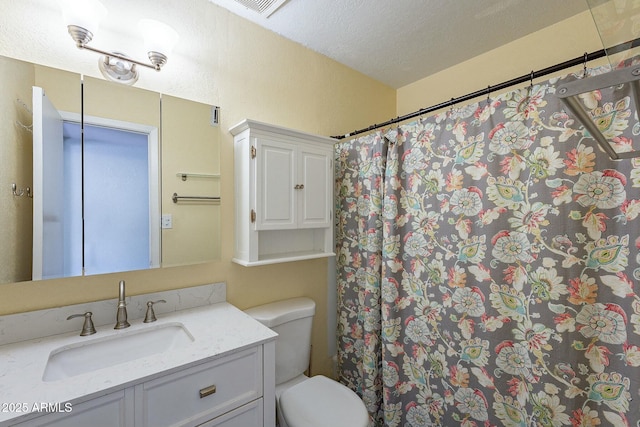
199,384,217,398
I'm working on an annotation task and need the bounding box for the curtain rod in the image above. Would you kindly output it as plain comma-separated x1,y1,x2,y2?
331,37,640,140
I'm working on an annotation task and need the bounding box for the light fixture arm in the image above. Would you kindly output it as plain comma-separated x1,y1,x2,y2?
78,42,162,71
67,25,165,71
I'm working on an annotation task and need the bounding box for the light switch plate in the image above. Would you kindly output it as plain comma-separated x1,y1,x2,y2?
161,214,173,229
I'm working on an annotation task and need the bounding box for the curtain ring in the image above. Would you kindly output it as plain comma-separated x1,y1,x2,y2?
582,52,589,78
527,71,535,98
486,85,491,105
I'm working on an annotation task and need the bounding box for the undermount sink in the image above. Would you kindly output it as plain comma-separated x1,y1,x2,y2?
42,323,194,382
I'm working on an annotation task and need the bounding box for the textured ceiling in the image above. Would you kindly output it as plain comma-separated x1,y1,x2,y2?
208,0,591,88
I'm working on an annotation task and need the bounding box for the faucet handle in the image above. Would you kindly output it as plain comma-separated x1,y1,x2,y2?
144,300,167,323
67,312,97,336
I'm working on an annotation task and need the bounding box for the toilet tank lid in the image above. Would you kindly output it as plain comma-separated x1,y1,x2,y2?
245,297,316,328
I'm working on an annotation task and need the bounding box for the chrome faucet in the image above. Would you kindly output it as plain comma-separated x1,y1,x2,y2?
114,280,130,329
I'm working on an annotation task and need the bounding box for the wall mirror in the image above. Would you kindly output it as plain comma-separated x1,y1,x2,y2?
0,55,221,285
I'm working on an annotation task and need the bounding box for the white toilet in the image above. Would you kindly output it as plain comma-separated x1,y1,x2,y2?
245,297,369,427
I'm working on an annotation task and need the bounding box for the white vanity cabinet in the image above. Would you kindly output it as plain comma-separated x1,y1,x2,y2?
12,341,274,427
0,288,277,427
14,390,133,427
231,119,335,266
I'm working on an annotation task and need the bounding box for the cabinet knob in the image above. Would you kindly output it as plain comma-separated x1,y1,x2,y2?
294,184,305,190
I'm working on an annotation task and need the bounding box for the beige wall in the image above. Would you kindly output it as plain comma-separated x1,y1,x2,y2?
0,57,34,284
0,0,395,378
161,95,222,266
397,11,608,116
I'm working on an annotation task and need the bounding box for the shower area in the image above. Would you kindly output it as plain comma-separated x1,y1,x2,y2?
334,1,640,426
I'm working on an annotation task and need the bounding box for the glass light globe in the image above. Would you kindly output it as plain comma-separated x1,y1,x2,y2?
58,0,107,35
138,19,179,56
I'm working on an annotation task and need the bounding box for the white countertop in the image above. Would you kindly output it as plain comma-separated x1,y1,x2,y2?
0,302,277,425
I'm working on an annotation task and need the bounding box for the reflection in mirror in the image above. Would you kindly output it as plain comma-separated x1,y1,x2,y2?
1,58,81,284
81,76,162,276
161,95,221,266
0,55,221,286
1,56,36,284
32,85,80,280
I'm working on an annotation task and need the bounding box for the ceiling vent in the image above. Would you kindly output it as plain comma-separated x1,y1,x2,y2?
232,0,289,17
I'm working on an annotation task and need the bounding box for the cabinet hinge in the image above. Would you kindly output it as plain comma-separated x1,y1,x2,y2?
250,209,256,223
250,146,257,159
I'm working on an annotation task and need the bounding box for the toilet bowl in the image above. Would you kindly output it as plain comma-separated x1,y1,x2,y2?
245,297,369,427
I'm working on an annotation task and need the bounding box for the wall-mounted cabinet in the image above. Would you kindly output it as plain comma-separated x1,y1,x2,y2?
231,119,335,266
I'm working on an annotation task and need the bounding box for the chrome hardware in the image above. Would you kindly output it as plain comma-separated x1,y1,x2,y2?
199,384,217,398
143,300,167,323
114,280,130,329
12,183,32,198
177,172,220,181
67,312,96,336
172,193,221,203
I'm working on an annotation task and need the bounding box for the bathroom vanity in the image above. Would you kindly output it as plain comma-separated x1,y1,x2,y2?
0,283,276,427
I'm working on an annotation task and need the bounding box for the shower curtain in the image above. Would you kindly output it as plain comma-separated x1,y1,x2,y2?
336,66,640,426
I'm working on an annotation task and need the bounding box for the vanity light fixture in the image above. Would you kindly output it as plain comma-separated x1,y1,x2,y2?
59,0,179,85
557,64,640,160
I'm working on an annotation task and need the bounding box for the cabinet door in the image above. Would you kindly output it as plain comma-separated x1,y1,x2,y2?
298,145,332,228
15,390,133,427
255,138,296,230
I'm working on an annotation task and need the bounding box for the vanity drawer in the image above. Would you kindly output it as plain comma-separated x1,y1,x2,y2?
197,398,263,427
138,346,262,427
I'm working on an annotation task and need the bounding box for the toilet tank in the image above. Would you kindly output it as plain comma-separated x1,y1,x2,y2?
245,297,315,385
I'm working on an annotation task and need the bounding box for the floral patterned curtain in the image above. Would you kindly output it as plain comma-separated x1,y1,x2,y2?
336,132,388,424
336,66,640,427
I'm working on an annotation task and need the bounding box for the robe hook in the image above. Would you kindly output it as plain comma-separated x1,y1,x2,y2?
12,183,23,197
12,183,32,198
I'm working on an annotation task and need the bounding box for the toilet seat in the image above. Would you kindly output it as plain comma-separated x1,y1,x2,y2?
279,375,369,427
